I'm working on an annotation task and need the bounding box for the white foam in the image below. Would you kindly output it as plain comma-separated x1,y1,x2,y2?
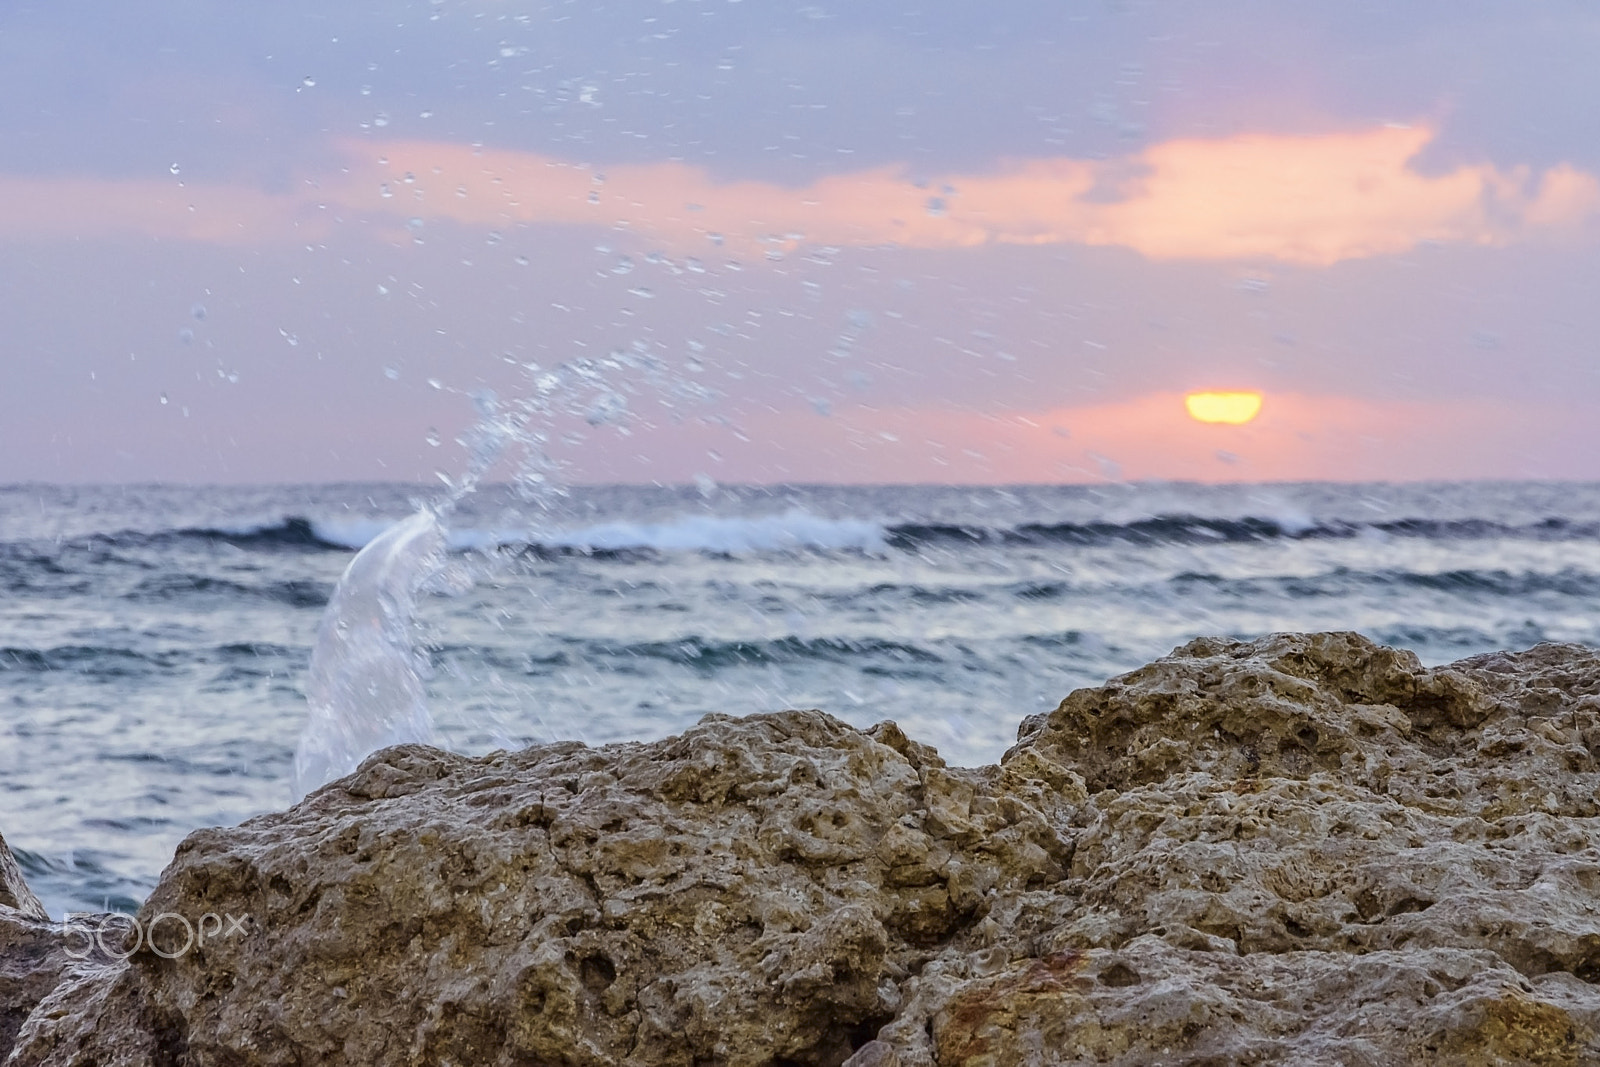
309,517,402,550
549,509,888,555
309,509,889,556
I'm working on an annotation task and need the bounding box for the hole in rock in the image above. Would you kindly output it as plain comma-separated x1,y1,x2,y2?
1385,896,1434,918
1572,951,1600,984
580,953,616,990
1099,961,1141,987
848,1016,893,1048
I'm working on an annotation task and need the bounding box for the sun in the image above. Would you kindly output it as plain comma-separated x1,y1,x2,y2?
1185,391,1264,425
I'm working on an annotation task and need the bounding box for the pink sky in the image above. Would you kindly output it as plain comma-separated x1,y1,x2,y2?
5,3,1600,485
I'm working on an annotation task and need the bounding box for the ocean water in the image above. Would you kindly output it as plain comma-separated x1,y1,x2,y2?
5,479,1600,918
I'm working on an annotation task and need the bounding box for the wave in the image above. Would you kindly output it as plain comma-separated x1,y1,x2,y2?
884,514,1600,549
543,511,888,555
10,508,1599,564
57,517,354,553
534,634,945,674
0,645,180,676
0,643,305,676
126,574,332,607
63,509,887,557
1163,566,1600,600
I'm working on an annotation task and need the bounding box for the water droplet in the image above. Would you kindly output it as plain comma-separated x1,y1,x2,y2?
455,185,468,198
485,231,502,245
402,172,416,184
384,365,400,380
168,163,181,175
425,428,442,447
925,196,947,218
611,257,635,275
685,257,705,273
301,76,317,89
587,190,600,204
378,183,393,198
514,255,530,266
190,303,207,320
373,112,390,127
427,378,443,390
707,232,724,246
178,327,194,345
279,329,300,346
420,109,434,119
159,393,170,405
376,284,390,296
627,287,654,299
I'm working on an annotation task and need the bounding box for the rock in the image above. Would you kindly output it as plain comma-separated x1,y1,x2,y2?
0,832,137,1065
1,830,58,1062
7,632,1600,1065
0,832,48,922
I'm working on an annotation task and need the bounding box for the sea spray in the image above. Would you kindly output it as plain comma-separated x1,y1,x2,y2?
292,508,448,797
292,355,678,797
292,390,518,798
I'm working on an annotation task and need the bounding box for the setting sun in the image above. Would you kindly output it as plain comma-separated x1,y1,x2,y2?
1185,391,1264,425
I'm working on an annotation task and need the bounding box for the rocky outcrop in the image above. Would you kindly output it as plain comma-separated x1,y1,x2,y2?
0,834,47,925
7,631,1600,1065
0,832,139,1066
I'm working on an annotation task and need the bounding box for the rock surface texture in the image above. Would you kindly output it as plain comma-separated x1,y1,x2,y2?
7,632,1600,1065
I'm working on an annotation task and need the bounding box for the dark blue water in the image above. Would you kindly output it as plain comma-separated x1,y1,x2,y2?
4,480,1600,916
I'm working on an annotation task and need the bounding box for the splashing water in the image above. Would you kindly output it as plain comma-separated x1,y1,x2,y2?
292,354,677,798
292,508,446,797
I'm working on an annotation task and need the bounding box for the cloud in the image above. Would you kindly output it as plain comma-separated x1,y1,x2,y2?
343,124,1600,265
3,125,1597,265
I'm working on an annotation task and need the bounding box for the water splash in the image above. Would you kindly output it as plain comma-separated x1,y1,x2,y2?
292,355,678,798
292,508,446,798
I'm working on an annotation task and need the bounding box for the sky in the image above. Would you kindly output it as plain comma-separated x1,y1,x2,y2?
6,0,1600,485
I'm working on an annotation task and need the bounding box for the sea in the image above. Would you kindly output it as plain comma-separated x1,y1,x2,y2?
5,479,1600,918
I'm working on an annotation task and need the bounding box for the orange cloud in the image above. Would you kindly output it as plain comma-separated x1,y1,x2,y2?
342,125,1600,264
3,125,1597,264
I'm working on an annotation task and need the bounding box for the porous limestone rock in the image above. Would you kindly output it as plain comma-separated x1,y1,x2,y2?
7,631,1600,1065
